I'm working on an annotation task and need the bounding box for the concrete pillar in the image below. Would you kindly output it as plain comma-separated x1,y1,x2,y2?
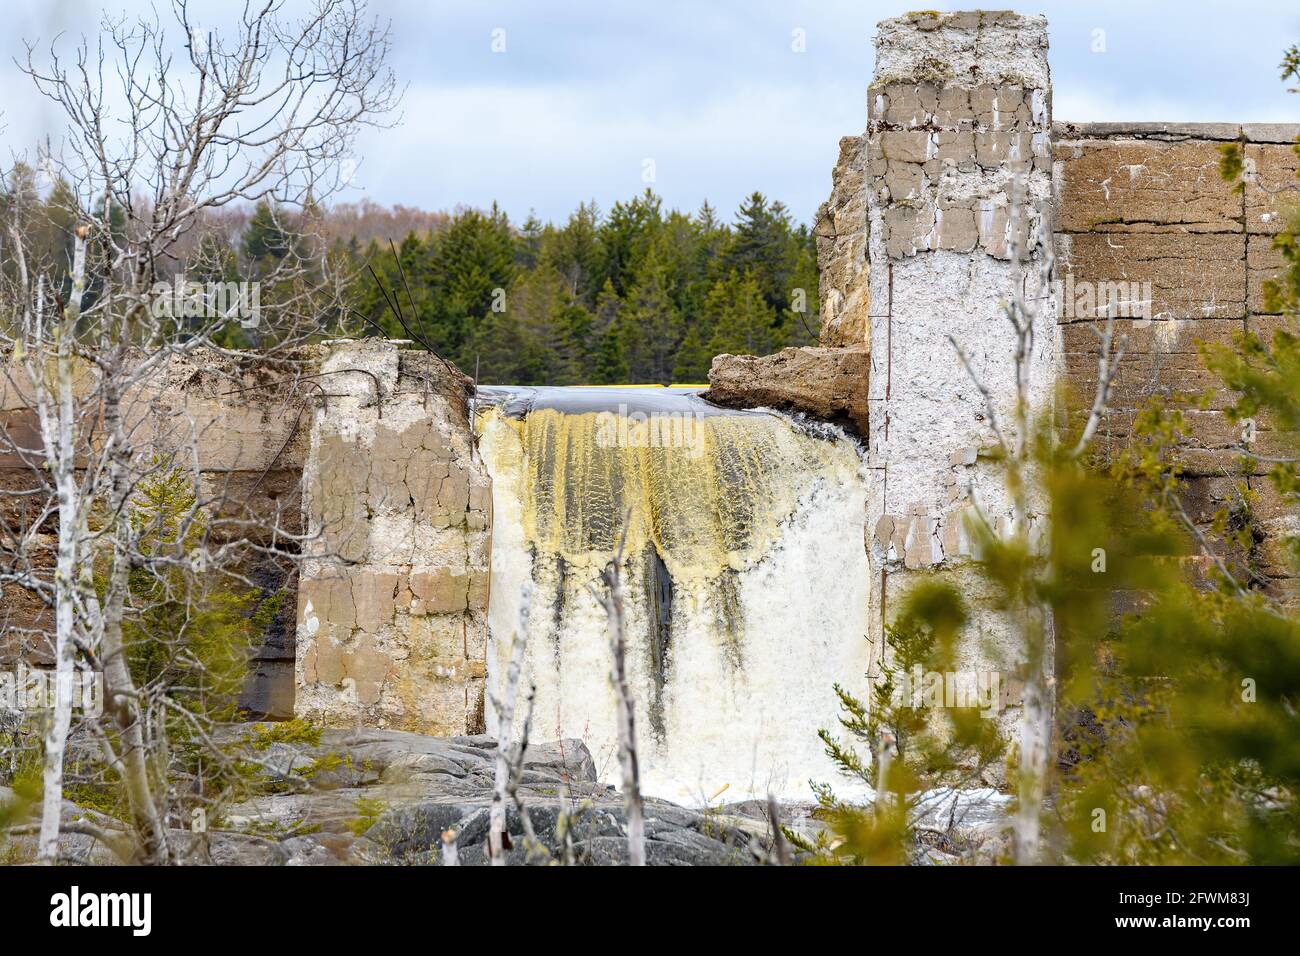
294,340,492,734
863,12,1056,680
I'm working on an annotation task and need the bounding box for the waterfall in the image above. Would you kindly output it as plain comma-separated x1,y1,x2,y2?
477,386,871,805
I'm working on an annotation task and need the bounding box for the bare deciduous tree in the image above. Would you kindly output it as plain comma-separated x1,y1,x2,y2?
949,180,1125,865
0,0,396,864
590,517,645,866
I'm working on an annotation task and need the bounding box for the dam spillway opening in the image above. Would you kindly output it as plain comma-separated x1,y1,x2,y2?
476,386,872,804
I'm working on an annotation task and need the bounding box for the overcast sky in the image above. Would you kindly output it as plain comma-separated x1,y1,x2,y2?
2,1,1297,225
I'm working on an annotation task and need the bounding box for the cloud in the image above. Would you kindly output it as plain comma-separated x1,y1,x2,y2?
354,78,862,224
1,0,1296,225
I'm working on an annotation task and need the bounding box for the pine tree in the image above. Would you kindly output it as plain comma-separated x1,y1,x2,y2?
557,301,596,383
547,201,602,306
706,271,779,359
327,189,829,384
516,211,545,270
622,243,680,384
589,278,628,384
672,321,714,384
434,204,516,360
598,189,661,295
242,201,293,267
594,319,630,385
726,192,796,316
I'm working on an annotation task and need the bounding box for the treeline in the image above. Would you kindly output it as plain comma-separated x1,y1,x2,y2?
2,165,822,384
344,190,821,385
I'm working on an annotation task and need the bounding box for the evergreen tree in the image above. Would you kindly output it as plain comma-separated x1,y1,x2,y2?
547,201,602,306
621,242,680,385
242,201,293,267
590,278,628,384
706,271,779,359
516,211,545,271
434,204,516,360
328,188,824,385
594,319,631,385
726,192,796,316
672,321,714,383
597,189,661,295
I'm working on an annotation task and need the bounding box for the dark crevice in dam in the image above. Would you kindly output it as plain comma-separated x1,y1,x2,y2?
643,545,674,740
714,568,744,669
549,554,568,670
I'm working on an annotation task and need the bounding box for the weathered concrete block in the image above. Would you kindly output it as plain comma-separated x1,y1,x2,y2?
1059,317,1243,356
409,567,469,615
873,11,1049,91
1248,235,1288,313
1059,233,1245,320
295,340,491,736
1249,312,1300,342
1054,121,1243,143
1246,143,1299,234
1056,140,1240,233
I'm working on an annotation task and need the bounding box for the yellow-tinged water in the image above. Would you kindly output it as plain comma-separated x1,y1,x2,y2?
484,405,857,584
477,391,872,803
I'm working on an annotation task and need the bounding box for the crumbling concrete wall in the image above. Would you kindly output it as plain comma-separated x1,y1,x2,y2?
1054,121,1300,607
812,22,1300,650
145,352,311,717
862,12,1056,687
0,369,56,665
294,341,492,735
4,340,494,732
0,351,309,717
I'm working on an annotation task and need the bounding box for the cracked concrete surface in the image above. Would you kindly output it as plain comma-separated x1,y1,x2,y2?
1053,121,1299,609
295,340,492,734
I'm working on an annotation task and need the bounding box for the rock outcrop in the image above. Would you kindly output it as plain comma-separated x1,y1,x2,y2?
704,346,870,437
815,135,870,347
5,725,774,866
2,723,1019,865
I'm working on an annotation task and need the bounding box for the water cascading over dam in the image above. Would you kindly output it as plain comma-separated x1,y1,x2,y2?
477,386,871,804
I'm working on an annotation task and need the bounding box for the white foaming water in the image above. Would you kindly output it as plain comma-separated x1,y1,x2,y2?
478,387,871,805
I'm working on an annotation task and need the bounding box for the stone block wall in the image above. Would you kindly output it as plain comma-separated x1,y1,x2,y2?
293,341,492,735
817,78,1299,613
146,353,311,717
0,351,309,717
3,341,494,733
1054,121,1300,606
0,360,44,645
